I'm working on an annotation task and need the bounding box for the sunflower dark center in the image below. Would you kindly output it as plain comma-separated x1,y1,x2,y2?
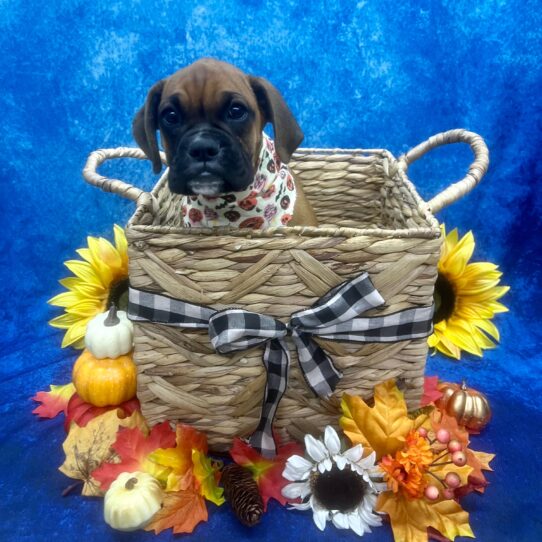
311,466,367,513
107,278,129,311
433,273,456,324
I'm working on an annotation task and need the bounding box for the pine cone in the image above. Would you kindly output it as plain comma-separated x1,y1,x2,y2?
222,463,264,527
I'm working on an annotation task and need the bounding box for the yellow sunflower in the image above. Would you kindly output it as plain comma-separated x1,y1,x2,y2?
429,225,509,359
48,225,129,349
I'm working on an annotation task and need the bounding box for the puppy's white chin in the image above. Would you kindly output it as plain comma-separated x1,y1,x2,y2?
187,177,224,196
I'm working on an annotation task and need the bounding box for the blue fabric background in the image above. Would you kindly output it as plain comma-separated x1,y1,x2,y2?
1,1,541,540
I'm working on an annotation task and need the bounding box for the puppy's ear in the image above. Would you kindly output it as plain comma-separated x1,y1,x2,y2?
132,79,165,174
249,76,303,163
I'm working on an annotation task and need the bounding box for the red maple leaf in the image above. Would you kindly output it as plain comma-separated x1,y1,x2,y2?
32,383,76,418
230,437,303,510
420,375,443,407
92,421,176,490
64,393,140,432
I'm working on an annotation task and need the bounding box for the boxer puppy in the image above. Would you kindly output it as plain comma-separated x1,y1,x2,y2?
132,58,318,228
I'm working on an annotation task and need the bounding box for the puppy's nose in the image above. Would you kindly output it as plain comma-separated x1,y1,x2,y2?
187,136,220,162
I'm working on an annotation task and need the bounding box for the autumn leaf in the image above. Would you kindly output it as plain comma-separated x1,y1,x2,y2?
430,460,473,492
377,491,475,542
149,424,209,493
192,449,224,505
466,450,494,490
230,437,303,510
91,421,176,490
64,393,140,432
340,380,427,459
59,409,147,496
144,490,208,535
421,376,443,407
427,527,453,542
32,383,76,418
431,410,494,494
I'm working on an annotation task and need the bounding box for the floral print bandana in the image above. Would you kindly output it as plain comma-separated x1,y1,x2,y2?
181,133,296,229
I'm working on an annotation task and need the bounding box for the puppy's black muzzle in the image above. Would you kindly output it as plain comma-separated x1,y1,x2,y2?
168,127,255,196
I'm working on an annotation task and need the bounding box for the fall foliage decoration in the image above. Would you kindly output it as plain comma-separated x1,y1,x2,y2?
72,349,137,407
59,409,148,496
222,463,264,527
145,490,208,535
421,376,444,407
104,471,164,531
340,380,494,542
429,409,495,497
85,304,134,359
148,424,224,504
64,393,140,432
435,381,492,433
32,382,76,418
92,421,176,490
36,220,501,539
229,436,303,510
33,375,494,540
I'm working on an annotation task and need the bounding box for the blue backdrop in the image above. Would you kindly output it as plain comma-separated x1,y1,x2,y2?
1,1,541,541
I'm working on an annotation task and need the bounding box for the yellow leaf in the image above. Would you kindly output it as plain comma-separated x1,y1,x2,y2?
148,424,209,492
340,380,417,459
140,457,173,483
430,460,473,489
59,410,147,496
150,447,190,473
471,450,495,472
192,450,224,506
377,492,475,542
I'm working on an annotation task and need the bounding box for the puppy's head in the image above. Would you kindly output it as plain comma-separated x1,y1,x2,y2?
132,58,303,196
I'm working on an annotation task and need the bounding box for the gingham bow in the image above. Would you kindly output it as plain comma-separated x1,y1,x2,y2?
128,272,434,457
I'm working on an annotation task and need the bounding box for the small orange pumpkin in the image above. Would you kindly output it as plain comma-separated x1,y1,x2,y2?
72,349,137,407
436,381,492,432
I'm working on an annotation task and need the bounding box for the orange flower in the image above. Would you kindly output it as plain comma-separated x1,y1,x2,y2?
379,431,433,499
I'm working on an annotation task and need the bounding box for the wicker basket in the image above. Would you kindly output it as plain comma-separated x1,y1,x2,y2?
83,129,489,451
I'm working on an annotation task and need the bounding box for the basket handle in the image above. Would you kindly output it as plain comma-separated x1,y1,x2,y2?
398,129,489,213
82,147,167,213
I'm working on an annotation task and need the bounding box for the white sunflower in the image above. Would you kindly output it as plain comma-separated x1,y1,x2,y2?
282,426,385,536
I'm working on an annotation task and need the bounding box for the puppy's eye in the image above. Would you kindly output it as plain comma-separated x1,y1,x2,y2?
227,103,248,121
161,108,180,126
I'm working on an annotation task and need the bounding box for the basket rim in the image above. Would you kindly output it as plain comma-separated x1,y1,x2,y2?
128,147,441,240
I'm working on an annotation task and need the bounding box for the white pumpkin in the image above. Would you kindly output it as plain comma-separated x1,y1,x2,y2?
104,471,163,531
85,305,134,359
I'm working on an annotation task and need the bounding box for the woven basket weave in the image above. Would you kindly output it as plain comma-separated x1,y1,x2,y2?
83,129,489,451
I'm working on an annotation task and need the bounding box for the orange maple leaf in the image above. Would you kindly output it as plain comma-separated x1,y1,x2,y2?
32,383,76,418
144,490,208,535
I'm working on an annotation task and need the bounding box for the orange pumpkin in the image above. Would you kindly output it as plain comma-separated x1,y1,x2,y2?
72,349,137,407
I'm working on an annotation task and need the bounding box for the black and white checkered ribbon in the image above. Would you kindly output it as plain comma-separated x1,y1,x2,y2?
128,272,434,457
